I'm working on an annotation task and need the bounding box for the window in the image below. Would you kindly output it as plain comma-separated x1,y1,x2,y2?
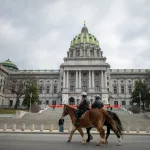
122,101,126,105
9,100,13,107
39,101,42,105
114,101,118,105
121,80,123,83
61,77,63,80
82,86,88,92
95,73,99,76
97,50,99,57
54,86,57,93
90,50,94,56
70,86,75,92
47,86,50,94
71,73,74,77
76,50,80,57
107,77,109,80
107,82,109,86
107,88,109,92
113,86,117,94
114,80,116,83
121,86,124,94
39,86,43,94
83,73,87,77
95,86,100,92
46,100,49,105
128,86,132,94
61,82,63,86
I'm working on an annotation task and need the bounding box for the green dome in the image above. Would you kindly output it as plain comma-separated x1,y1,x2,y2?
1,59,19,70
70,24,100,48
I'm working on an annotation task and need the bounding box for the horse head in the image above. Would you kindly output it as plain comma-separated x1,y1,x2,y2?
62,104,69,117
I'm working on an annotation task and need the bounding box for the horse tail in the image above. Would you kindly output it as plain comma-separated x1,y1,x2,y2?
101,109,118,133
113,112,124,135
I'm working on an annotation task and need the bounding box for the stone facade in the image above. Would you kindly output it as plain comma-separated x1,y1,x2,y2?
0,25,149,108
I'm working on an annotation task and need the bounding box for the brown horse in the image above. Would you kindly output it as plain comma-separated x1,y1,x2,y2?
62,104,119,146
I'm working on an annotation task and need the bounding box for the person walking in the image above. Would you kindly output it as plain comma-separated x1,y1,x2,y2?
58,117,64,132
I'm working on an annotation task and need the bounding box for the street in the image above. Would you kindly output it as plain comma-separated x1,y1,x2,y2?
0,134,150,150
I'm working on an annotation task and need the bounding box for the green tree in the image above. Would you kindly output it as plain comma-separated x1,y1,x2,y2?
23,82,39,109
131,80,150,110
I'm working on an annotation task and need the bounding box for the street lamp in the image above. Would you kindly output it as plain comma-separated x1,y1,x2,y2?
139,93,141,113
30,93,32,113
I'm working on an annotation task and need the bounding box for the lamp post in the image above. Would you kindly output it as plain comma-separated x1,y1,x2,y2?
139,93,141,113
30,93,32,113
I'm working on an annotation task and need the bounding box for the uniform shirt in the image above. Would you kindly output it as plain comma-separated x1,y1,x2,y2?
92,99,104,109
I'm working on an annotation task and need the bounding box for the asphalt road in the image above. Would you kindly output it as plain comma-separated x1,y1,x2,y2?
0,133,150,150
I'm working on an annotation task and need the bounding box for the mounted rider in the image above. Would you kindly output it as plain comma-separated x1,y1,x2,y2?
91,95,104,109
74,92,90,126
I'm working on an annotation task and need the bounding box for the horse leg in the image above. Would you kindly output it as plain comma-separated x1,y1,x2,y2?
78,128,86,144
86,127,93,142
115,131,122,146
67,127,77,142
106,126,110,144
96,126,106,146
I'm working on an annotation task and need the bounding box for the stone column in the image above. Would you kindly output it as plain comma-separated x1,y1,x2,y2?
79,70,81,88
92,70,95,88
76,71,78,88
89,70,91,88
63,71,66,88
66,71,69,88
101,70,104,90
104,71,107,89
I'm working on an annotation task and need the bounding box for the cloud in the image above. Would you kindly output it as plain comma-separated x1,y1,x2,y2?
0,0,149,70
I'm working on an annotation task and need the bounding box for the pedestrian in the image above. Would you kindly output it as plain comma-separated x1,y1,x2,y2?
58,117,64,132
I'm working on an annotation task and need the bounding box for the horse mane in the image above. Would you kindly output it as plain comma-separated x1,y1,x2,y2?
65,104,76,111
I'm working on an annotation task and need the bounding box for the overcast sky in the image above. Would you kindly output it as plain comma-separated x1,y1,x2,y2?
0,0,149,70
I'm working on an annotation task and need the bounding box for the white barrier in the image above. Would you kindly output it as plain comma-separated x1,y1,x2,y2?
40,124,44,131
127,125,130,133
22,124,25,131
136,126,140,133
69,123,72,132
50,124,53,132
12,124,16,131
31,124,34,131
3,124,7,131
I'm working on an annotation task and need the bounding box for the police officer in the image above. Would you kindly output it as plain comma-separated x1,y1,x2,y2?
74,92,90,126
92,95,104,109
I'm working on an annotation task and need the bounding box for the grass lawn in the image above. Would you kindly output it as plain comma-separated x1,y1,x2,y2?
0,109,16,114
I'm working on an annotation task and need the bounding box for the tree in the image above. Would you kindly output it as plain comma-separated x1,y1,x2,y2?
23,82,39,109
4,76,36,109
131,80,150,110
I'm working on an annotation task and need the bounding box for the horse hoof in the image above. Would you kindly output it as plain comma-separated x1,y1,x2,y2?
67,140,71,142
96,143,101,146
116,143,121,146
86,139,90,142
106,141,108,145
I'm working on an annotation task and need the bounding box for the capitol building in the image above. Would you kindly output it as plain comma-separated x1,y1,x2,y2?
0,24,148,108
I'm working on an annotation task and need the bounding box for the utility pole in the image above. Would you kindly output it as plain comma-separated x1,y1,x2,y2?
30,93,32,113
139,93,141,113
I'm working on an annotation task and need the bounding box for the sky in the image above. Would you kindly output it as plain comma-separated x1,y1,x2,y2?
0,0,150,70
